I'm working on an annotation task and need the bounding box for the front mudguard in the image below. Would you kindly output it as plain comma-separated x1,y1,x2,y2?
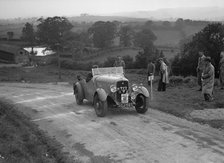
135,86,150,98
95,88,107,102
132,86,149,108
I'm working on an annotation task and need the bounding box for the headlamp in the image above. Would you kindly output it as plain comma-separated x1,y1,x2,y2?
110,85,117,93
132,84,138,91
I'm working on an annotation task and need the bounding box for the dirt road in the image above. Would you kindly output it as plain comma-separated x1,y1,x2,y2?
1,82,224,163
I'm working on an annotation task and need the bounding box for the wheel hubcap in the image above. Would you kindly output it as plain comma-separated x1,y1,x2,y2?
95,102,100,109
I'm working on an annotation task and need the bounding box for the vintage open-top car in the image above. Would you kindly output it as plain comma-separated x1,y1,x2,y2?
73,67,149,117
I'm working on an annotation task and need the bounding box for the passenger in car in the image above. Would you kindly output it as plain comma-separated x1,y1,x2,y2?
86,65,98,82
114,56,125,69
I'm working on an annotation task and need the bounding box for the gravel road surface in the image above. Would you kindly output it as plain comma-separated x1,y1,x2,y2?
1,82,224,163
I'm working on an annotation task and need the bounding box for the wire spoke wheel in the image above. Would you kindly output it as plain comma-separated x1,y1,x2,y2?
135,94,148,114
94,94,107,117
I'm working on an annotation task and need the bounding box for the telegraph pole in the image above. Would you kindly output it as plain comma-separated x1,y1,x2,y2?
56,43,61,80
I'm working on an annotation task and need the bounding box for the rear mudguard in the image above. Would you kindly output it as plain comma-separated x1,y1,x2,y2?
95,88,107,101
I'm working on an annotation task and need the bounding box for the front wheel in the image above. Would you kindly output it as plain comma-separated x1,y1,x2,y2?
93,94,108,117
135,94,148,114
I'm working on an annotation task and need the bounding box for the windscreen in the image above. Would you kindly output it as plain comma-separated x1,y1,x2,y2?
92,67,124,76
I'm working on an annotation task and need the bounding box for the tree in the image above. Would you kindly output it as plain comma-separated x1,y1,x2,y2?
7,31,14,40
119,25,133,47
36,16,73,48
144,20,153,28
162,21,171,27
134,28,157,68
134,46,160,69
173,23,224,77
175,18,184,29
134,28,157,49
36,16,73,79
62,31,86,59
88,21,116,48
21,22,37,65
21,23,36,44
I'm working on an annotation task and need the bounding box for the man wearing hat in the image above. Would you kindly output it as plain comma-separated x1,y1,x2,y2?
158,58,169,91
201,57,215,101
219,51,224,90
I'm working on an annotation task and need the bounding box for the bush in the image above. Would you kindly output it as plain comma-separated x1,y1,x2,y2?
122,55,134,69
136,69,147,75
183,76,198,87
214,78,219,86
183,76,197,83
59,59,99,71
169,76,184,85
103,56,116,67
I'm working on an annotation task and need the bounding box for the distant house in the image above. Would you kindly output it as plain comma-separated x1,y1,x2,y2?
0,44,29,64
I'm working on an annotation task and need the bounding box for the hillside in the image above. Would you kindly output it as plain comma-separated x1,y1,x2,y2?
0,15,208,48
114,7,224,21
0,24,205,48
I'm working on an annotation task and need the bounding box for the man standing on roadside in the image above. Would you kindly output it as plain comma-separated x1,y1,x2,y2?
147,60,155,86
202,57,215,102
219,51,224,90
197,51,206,91
158,58,169,91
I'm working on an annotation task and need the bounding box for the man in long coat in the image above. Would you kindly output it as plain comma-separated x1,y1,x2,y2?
158,58,169,91
202,57,215,101
219,52,224,90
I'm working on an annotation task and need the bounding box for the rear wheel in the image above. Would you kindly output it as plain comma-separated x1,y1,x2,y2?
75,93,83,105
135,94,148,114
93,94,108,117
74,85,83,105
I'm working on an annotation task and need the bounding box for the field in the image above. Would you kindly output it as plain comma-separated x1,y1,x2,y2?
0,23,24,38
154,29,182,47
82,48,140,63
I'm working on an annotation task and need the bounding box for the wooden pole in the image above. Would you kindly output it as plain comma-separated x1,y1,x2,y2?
150,76,153,100
57,44,61,80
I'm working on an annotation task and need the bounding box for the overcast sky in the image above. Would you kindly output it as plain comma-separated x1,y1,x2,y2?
0,0,224,18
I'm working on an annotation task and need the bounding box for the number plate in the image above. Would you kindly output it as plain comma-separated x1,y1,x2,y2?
121,94,129,104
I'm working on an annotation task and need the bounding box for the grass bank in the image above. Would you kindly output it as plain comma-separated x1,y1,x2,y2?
0,98,76,163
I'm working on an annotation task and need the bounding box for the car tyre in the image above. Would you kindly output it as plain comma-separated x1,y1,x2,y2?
74,85,83,105
93,94,108,117
75,93,83,105
135,94,148,114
